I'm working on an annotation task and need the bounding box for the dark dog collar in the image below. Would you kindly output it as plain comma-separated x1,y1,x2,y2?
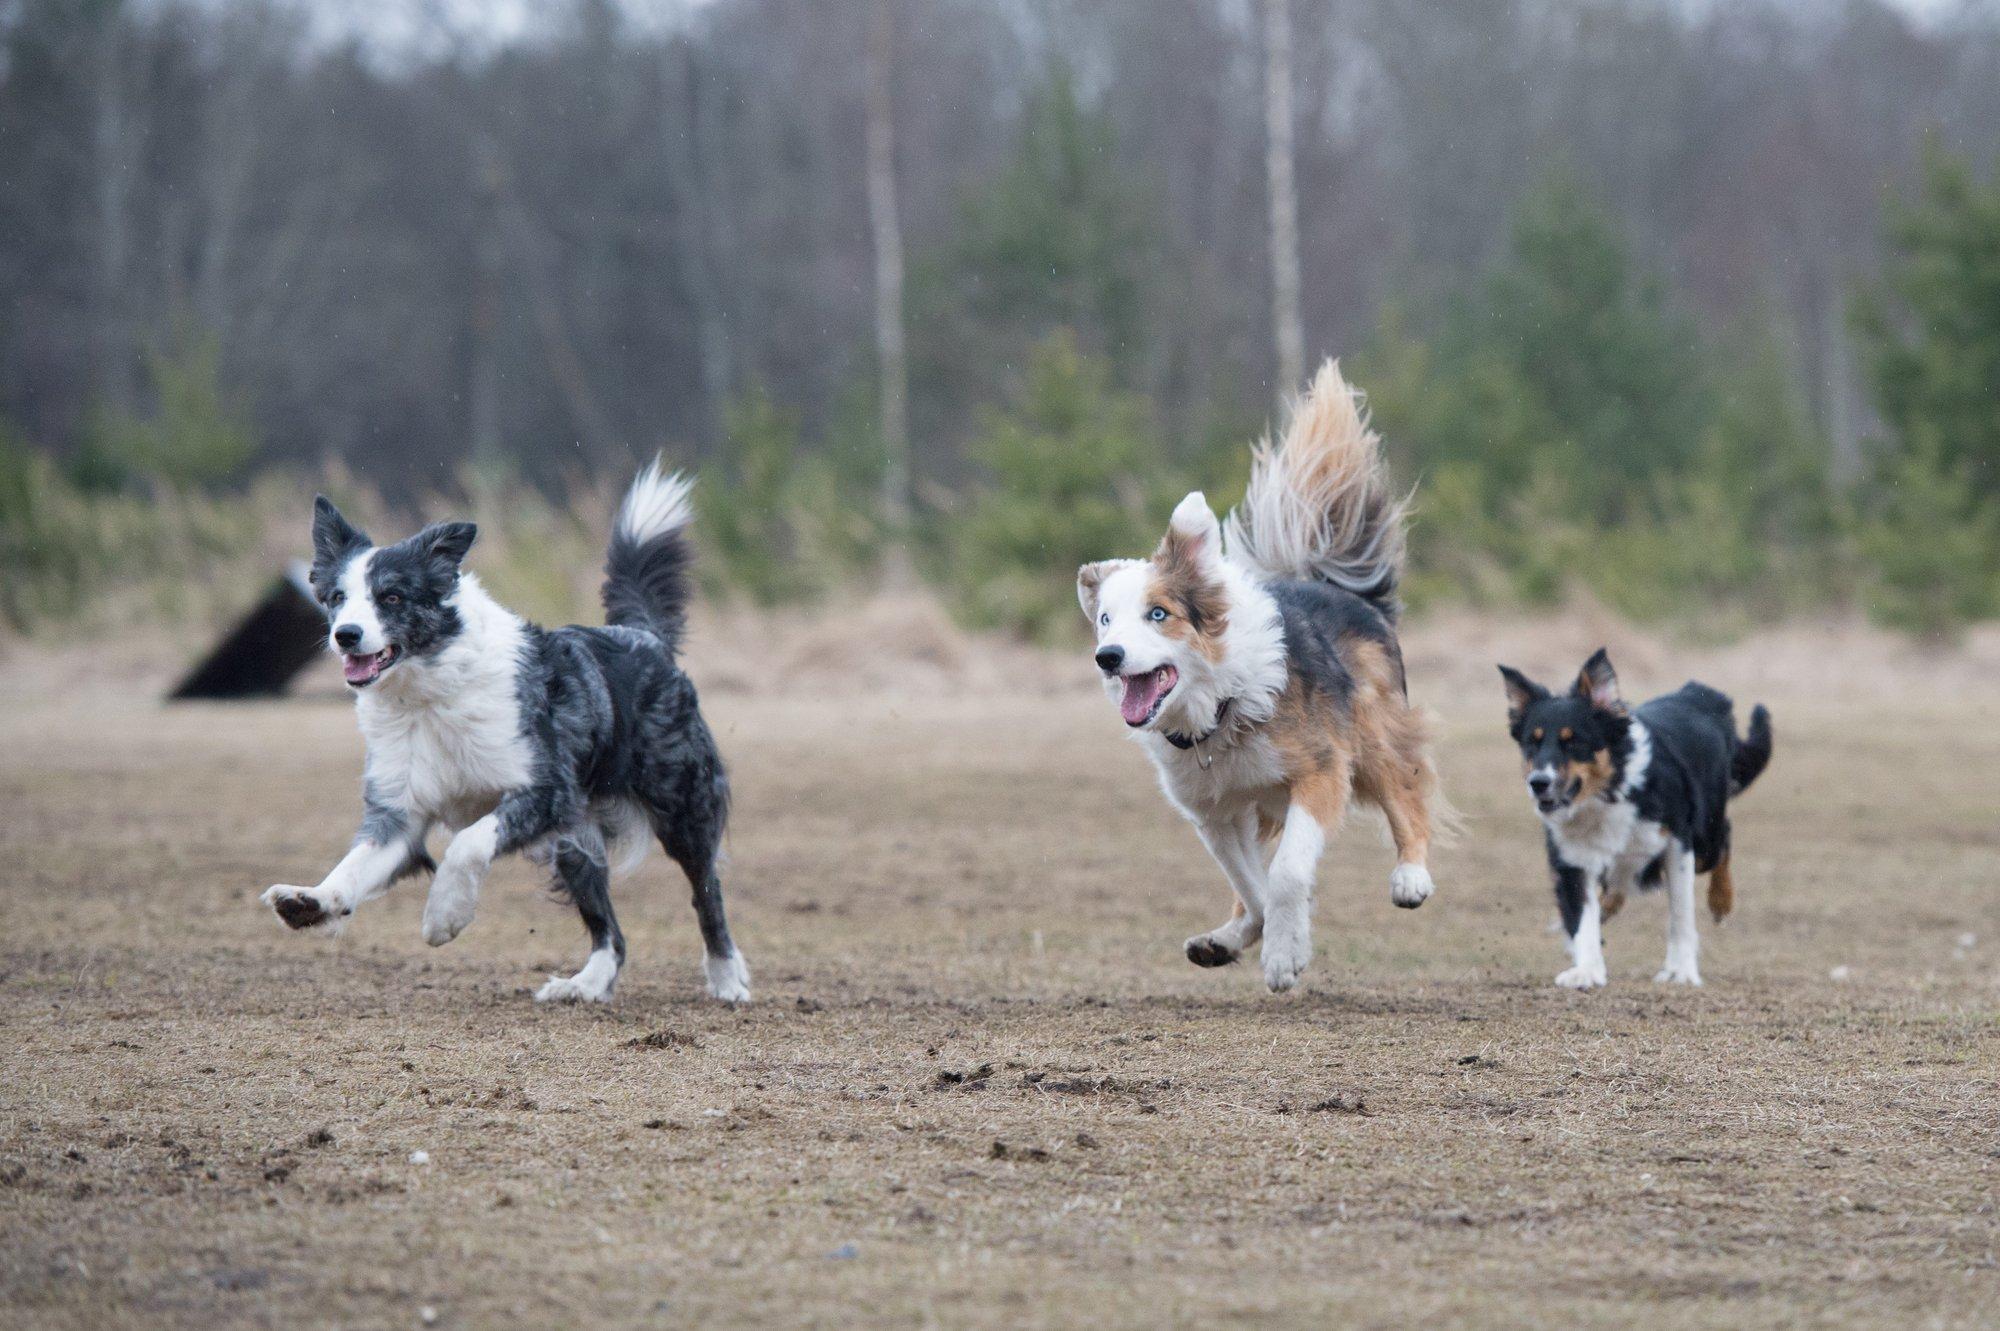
1165,698,1233,751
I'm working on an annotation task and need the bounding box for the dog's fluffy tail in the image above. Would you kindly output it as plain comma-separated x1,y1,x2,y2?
603,457,695,655
1224,359,1408,611
1730,704,1773,797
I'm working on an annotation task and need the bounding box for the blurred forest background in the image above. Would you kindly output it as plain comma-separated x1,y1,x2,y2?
3,0,1999,645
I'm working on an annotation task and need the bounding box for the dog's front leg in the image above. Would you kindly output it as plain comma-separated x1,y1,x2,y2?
421,815,501,947
1261,769,1347,992
1552,860,1608,989
421,788,576,947
1186,807,1267,968
264,813,430,934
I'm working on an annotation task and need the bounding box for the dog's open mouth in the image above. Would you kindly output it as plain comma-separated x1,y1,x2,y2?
1537,776,1583,815
1119,665,1178,727
343,645,399,687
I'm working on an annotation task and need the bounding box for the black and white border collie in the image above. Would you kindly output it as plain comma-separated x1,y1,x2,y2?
261,462,751,1005
1497,650,1772,990
1078,361,1445,994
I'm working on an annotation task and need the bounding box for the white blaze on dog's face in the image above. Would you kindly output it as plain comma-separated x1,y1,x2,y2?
333,551,388,657
1078,492,1232,732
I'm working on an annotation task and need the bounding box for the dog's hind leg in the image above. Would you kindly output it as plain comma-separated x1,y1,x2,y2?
649,768,749,1004
1371,758,1436,910
1707,851,1734,923
535,835,624,1004
1656,847,1703,985
1186,806,1267,968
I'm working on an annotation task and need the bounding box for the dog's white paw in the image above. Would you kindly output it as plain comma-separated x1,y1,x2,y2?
534,973,613,1004
1389,863,1435,909
1554,963,1608,990
536,947,620,1003
420,887,476,948
263,885,345,934
1653,964,1702,986
1261,926,1310,993
704,952,752,1004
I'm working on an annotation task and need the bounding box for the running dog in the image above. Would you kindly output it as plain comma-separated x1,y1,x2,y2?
261,461,751,1004
1078,361,1444,993
1497,649,1771,989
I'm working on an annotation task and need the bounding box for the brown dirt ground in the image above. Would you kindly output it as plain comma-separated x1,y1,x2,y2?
2,620,1998,1329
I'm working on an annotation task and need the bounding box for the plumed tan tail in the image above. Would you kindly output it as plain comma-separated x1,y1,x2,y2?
1223,359,1408,610
603,457,695,655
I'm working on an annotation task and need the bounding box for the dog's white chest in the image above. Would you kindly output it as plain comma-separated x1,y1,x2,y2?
359,685,532,825
1151,732,1286,816
1546,797,1659,874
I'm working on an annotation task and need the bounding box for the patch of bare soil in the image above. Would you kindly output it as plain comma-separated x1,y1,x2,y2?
1,626,1997,1328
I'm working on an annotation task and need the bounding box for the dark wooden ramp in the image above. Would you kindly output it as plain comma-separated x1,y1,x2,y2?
169,564,326,700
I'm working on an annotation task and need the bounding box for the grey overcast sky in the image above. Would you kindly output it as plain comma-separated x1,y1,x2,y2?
278,0,1992,64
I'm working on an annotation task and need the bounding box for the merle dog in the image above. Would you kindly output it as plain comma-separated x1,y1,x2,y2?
1498,649,1770,990
261,461,750,1003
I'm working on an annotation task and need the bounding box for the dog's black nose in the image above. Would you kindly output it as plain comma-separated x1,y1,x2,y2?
1527,771,1553,795
334,624,363,651
1095,645,1125,673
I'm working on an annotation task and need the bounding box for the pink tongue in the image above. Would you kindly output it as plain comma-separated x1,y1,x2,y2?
1119,669,1169,725
343,652,379,683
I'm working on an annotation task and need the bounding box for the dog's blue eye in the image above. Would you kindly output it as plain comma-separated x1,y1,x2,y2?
1149,606,1168,622
1099,613,1109,626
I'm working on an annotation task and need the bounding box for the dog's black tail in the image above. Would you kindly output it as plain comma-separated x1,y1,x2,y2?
603,458,695,656
1730,704,1773,796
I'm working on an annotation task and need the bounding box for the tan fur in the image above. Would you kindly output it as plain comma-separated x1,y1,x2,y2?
1600,885,1627,920
1339,636,1437,870
1565,749,1617,803
1224,361,1407,594
1707,852,1735,922
1147,531,1230,660
1263,632,1438,869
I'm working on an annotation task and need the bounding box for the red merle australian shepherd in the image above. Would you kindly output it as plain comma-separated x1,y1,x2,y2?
1078,361,1445,994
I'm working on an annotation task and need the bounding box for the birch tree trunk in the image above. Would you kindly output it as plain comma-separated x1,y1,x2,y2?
1262,0,1305,400
866,0,913,582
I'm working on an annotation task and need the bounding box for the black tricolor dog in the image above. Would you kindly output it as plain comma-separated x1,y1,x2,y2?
1497,649,1771,990
261,460,751,1004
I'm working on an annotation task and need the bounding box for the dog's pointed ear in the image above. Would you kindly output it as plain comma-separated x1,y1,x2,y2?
1158,491,1222,573
418,520,478,570
1498,664,1547,721
1572,648,1624,713
1078,559,1128,621
312,496,369,566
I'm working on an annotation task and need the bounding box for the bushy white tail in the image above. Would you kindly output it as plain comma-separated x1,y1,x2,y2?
615,457,695,545
1224,360,1407,605
604,457,696,653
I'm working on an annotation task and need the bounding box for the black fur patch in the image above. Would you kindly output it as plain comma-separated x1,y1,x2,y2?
1270,578,1402,707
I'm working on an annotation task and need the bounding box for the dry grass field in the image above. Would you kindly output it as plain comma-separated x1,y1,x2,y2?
2,613,1997,1329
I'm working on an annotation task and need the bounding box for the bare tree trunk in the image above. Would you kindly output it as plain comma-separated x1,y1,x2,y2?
1262,0,1305,400
92,15,135,413
469,144,505,488
669,6,732,447
866,0,913,584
